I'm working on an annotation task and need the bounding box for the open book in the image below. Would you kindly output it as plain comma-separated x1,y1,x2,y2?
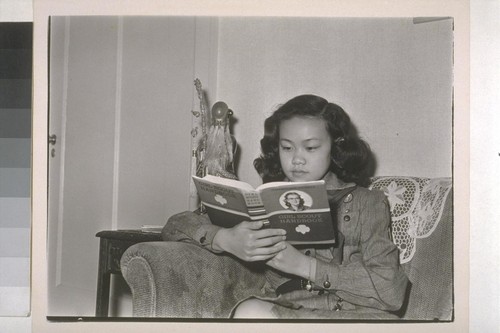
192,175,335,245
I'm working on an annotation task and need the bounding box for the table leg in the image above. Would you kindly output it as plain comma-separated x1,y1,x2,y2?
95,238,111,317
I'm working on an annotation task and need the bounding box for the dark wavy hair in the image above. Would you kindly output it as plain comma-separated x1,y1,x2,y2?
254,94,372,185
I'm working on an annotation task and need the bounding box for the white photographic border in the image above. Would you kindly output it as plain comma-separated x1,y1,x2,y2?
32,0,470,332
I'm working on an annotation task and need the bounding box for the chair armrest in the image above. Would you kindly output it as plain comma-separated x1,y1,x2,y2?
401,192,454,320
121,241,267,318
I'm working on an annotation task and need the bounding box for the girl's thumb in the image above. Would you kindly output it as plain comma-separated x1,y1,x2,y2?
245,220,264,229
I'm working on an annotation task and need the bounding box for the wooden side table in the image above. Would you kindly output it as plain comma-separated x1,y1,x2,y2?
95,229,163,317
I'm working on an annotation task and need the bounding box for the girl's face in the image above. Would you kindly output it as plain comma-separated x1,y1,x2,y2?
279,116,332,182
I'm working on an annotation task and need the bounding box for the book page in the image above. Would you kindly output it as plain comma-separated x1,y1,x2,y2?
198,174,255,191
256,179,325,192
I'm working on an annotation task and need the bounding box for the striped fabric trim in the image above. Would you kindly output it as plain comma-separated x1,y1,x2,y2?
248,206,266,217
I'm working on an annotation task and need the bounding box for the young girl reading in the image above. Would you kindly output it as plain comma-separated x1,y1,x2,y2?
163,94,408,319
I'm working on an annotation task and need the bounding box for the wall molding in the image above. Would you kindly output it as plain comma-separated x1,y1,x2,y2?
112,17,124,231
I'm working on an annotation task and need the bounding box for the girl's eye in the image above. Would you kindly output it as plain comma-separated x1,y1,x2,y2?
280,145,292,151
306,146,319,151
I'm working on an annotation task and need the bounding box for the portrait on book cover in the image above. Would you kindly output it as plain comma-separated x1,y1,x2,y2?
281,191,312,212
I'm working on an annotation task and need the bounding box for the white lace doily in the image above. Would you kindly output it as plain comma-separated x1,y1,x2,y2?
369,177,452,264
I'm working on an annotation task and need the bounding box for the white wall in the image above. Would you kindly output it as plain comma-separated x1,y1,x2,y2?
216,17,453,187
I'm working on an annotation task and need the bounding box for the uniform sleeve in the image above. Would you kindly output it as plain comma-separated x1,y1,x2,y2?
162,210,224,253
313,191,409,311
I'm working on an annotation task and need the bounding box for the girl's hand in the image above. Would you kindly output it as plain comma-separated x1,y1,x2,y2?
266,242,311,279
212,220,287,262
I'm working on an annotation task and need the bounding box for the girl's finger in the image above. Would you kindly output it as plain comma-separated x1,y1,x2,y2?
247,253,282,262
254,235,286,247
249,241,287,256
239,220,264,230
254,228,286,239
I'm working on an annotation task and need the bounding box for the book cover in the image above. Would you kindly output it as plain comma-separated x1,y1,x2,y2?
192,175,335,245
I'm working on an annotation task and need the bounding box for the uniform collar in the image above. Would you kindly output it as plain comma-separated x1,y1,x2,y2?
322,172,356,191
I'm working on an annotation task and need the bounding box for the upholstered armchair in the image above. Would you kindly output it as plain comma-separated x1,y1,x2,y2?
121,176,453,320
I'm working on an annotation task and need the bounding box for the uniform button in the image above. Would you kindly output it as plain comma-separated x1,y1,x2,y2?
343,193,353,203
323,280,331,288
305,250,311,256
344,209,350,213
343,215,351,222
199,236,206,243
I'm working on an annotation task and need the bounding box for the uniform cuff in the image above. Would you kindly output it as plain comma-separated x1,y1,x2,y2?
314,258,340,290
309,257,317,281
195,224,224,253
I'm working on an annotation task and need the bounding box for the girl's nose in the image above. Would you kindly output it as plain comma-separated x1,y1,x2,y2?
292,151,305,165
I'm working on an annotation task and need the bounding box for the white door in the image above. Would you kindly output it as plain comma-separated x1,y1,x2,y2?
47,16,217,317
47,15,67,314
47,16,120,316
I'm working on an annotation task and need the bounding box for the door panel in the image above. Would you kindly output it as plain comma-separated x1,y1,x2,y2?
48,16,216,316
